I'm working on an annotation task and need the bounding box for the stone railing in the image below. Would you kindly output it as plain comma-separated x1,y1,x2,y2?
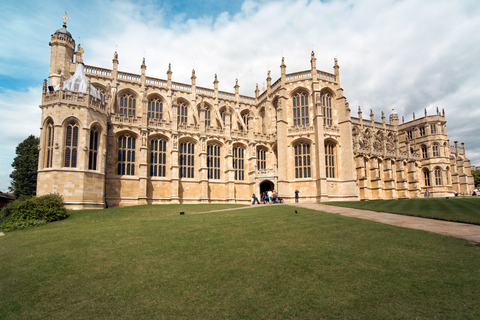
317,71,336,82
271,78,281,92
112,115,139,124
254,132,277,141
288,125,314,134
231,130,248,138
239,95,256,104
218,91,236,100
148,119,171,129
146,77,167,87
85,65,112,77
196,87,215,96
286,70,311,81
177,124,200,133
42,90,105,111
324,125,340,133
172,82,192,91
117,72,141,82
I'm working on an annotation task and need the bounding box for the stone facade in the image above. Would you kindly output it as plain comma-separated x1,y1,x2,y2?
37,24,474,209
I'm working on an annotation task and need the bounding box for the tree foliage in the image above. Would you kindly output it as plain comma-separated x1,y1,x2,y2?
9,135,39,198
472,170,480,188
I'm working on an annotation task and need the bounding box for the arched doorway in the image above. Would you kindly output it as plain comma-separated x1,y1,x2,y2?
259,180,274,196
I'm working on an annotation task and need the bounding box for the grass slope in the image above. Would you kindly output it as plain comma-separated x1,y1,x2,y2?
326,197,480,225
1,204,480,319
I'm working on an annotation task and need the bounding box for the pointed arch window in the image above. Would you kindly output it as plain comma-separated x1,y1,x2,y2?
293,92,309,126
421,145,428,159
178,102,188,124
120,93,136,117
233,146,245,180
64,121,79,168
150,138,167,177
117,135,136,175
207,144,221,179
88,126,99,170
180,141,195,178
205,108,211,127
321,93,332,126
294,142,311,179
423,169,430,187
148,97,163,120
242,112,249,129
435,168,442,185
45,120,55,168
257,147,266,170
432,144,439,157
325,142,335,178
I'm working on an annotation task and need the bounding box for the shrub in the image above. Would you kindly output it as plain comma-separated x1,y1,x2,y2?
0,194,68,231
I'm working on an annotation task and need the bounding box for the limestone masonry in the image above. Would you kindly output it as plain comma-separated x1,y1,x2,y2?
37,23,474,209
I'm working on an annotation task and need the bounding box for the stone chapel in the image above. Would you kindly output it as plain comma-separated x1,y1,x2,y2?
36,22,475,209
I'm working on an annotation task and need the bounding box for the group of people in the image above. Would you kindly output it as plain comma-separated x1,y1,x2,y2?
252,190,281,204
251,189,300,204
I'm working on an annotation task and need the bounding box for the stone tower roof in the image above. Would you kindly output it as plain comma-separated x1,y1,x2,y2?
54,25,72,38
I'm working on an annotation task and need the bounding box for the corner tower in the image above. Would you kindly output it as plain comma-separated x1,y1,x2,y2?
48,12,75,87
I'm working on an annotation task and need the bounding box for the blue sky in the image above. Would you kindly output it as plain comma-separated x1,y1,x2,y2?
1,0,479,192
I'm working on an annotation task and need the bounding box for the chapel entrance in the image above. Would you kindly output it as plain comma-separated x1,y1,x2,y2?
259,180,274,196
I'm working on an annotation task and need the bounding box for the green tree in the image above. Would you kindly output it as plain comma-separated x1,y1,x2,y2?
9,135,39,198
472,170,480,188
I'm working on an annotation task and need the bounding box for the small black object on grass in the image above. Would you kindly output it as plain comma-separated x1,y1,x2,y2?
295,210,298,214
180,212,185,215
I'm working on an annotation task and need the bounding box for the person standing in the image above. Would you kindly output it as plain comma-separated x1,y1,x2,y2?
295,190,299,203
267,190,273,204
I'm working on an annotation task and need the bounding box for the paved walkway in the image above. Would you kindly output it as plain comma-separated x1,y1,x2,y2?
289,203,480,243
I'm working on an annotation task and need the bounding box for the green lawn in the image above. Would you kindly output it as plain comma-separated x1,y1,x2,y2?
1,204,480,319
325,197,480,225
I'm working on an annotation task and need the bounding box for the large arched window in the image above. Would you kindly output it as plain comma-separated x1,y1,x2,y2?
294,142,311,178
434,168,442,186
293,92,309,126
207,144,221,179
120,93,136,117
257,147,266,170
423,169,430,187
178,102,188,124
117,135,135,175
321,93,332,126
325,142,335,178
148,97,163,120
233,146,245,180
88,126,99,170
44,120,55,168
64,120,79,168
180,141,195,178
150,138,167,177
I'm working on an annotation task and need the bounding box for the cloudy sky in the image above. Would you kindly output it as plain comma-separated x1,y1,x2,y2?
1,0,479,192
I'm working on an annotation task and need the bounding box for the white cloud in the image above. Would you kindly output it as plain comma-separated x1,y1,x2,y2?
0,87,42,191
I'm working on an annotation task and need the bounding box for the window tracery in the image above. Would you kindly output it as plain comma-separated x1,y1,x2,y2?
64,121,78,168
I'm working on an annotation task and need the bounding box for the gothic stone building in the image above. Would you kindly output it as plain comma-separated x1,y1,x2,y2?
37,23,475,209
